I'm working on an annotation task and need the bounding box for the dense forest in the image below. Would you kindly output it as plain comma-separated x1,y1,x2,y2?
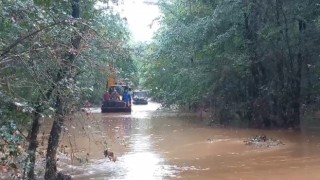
0,0,135,179
1,0,320,179
140,0,320,129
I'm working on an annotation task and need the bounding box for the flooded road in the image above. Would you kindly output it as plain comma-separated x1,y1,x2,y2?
42,102,320,180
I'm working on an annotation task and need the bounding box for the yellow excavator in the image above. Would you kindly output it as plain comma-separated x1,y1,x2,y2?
101,65,132,113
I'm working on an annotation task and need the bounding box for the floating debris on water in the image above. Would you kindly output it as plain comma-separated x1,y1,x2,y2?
244,135,285,148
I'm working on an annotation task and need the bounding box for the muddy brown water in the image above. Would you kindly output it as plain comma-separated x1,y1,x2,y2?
39,102,320,180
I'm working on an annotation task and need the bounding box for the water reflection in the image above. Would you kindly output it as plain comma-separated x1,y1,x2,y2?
122,134,165,180
62,102,180,180
114,102,178,179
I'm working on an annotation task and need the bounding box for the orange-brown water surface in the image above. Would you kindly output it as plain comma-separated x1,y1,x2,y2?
40,102,320,180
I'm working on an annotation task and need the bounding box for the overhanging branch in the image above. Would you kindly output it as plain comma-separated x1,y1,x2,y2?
0,20,67,59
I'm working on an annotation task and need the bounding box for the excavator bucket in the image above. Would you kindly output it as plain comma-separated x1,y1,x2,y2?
101,101,131,113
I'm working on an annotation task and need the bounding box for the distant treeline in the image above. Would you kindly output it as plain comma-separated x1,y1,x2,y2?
140,0,320,128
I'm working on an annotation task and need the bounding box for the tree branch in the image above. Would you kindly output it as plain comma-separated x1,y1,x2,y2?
0,20,67,59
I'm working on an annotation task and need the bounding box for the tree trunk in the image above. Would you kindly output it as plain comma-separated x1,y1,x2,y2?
44,96,64,180
289,20,306,128
44,0,81,179
26,109,41,180
243,0,268,127
25,80,56,179
273,0,286,127
291,53,302,128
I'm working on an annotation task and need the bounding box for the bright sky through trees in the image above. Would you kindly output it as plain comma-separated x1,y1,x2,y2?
115,0,160,42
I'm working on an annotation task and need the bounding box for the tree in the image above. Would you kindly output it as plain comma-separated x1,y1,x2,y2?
0,0,133,179
143,0,320,128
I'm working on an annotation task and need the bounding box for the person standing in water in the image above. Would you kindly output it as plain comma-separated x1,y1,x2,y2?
123,90,131,107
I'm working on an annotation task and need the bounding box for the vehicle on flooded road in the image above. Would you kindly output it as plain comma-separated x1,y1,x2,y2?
101,64,132,113
132,90,149,105
101,85,132,113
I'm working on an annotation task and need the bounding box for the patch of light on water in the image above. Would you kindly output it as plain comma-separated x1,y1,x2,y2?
132,102,161,112
60,156,207,180
130,102,161,119
120,152,168,180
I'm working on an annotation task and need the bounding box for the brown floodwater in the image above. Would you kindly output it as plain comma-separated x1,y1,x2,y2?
40,102,320,180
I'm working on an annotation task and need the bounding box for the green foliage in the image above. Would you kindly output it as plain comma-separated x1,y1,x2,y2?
0,121,25,170
0,0,134,177
143,0,320,128
76,11,135,104
0,0,133,107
